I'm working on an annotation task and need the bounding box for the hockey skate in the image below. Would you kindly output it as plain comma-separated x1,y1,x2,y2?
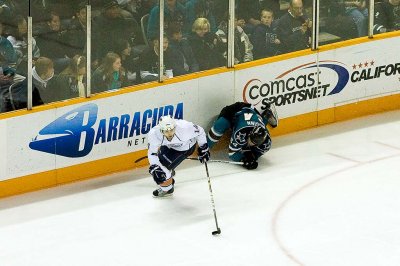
264,101,279,128
153,186,174,197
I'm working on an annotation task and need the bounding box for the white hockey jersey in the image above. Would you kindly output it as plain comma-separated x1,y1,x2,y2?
147,119,207,178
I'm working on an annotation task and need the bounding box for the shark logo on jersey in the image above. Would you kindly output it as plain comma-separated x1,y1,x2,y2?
234,131,247,144
29,104,98,157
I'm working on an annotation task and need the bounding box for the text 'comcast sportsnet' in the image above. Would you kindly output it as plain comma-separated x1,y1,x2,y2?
242,61,400,108
243,61,349,107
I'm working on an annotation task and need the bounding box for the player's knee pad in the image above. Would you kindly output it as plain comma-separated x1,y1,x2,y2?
149,164,167,184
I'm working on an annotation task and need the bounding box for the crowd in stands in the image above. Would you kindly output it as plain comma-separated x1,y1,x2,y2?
1,0,400,113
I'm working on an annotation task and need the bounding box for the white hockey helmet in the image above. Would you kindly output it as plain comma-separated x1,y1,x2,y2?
158,115,176,132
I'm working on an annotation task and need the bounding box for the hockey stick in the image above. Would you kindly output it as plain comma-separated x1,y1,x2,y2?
186,157,244,165
204,161,221,236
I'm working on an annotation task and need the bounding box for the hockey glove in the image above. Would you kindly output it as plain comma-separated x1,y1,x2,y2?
149,164,167,184
242,152,258,170
197,144,210,163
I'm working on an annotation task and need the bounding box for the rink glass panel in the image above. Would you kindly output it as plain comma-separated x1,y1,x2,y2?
30,1,89,104
1,1,400,114
0,3,29,113
318,0,367,46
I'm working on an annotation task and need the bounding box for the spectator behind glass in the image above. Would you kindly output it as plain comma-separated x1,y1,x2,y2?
122,0,157,23
276,0,312,53
92,52,128,93
114,38,138,84
374,0,400,33
47,55,86,101
321,0,358,40
167,22,199,73
7,16,41,76
35,10,72,73
0,0,14,22
0,20,17,67
138,34,187,83
236,0,262,35
32,56,55,104
262,0,283,18
92,1,138,65
0,65,31,112
215,14,253,64
251,8,281,59
342,0,369,37
184,0,217,35
30,0,83,20
64,2,87,58
188,17,225,71
146,0,185,41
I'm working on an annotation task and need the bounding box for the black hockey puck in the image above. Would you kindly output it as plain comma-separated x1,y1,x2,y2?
212,228,221,235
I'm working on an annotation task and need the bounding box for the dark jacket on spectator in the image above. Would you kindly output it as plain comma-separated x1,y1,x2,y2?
147,2,186,40
185,0,217,34
35,25,71,60
92,14,136,61
0,76,43,112
276,12,311,53
138,45,186,82
64,17,86,58
236,0,261,24
374,2,400,33
46,72,84,101
0,36,17,66
168,38,199,73
188,31,225,71
32,68,56,104
251,22,280,59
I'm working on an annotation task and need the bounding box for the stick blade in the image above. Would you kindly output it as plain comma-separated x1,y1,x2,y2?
212,228,221,235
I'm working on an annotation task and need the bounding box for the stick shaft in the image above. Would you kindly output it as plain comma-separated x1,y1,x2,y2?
205,162,220,231
186,157,243,165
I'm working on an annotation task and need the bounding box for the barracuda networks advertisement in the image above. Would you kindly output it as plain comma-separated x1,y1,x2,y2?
29,102,184,158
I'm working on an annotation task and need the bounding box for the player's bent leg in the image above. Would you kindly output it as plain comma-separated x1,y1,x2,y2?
158,145,196,170
207,117,231,148
153,178,174,197
150,164,174,197
153,145,196,197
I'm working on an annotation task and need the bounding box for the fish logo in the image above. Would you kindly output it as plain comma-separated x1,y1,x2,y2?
29,104,98,157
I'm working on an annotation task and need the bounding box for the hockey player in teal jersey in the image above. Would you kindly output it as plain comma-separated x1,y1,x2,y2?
207,101,278,169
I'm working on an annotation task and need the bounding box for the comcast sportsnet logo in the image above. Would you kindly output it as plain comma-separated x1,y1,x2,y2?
30,103,183,157
243,61,350,107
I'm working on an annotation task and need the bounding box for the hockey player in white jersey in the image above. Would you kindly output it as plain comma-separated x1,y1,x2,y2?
147,115,210,197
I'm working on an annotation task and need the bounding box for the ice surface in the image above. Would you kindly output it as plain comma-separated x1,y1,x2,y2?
1,110,400,266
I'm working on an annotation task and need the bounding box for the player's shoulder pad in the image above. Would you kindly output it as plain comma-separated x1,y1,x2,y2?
176,119,203,134
148,125,163,139
175,119,193,128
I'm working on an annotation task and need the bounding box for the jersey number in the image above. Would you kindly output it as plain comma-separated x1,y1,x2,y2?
244,113,253,121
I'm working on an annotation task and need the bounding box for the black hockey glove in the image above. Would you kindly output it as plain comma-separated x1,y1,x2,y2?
197,144,210,163
242,152,258,170
149,164,166,184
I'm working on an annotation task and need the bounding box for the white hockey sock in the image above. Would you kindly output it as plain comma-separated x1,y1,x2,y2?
160,184,173,192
